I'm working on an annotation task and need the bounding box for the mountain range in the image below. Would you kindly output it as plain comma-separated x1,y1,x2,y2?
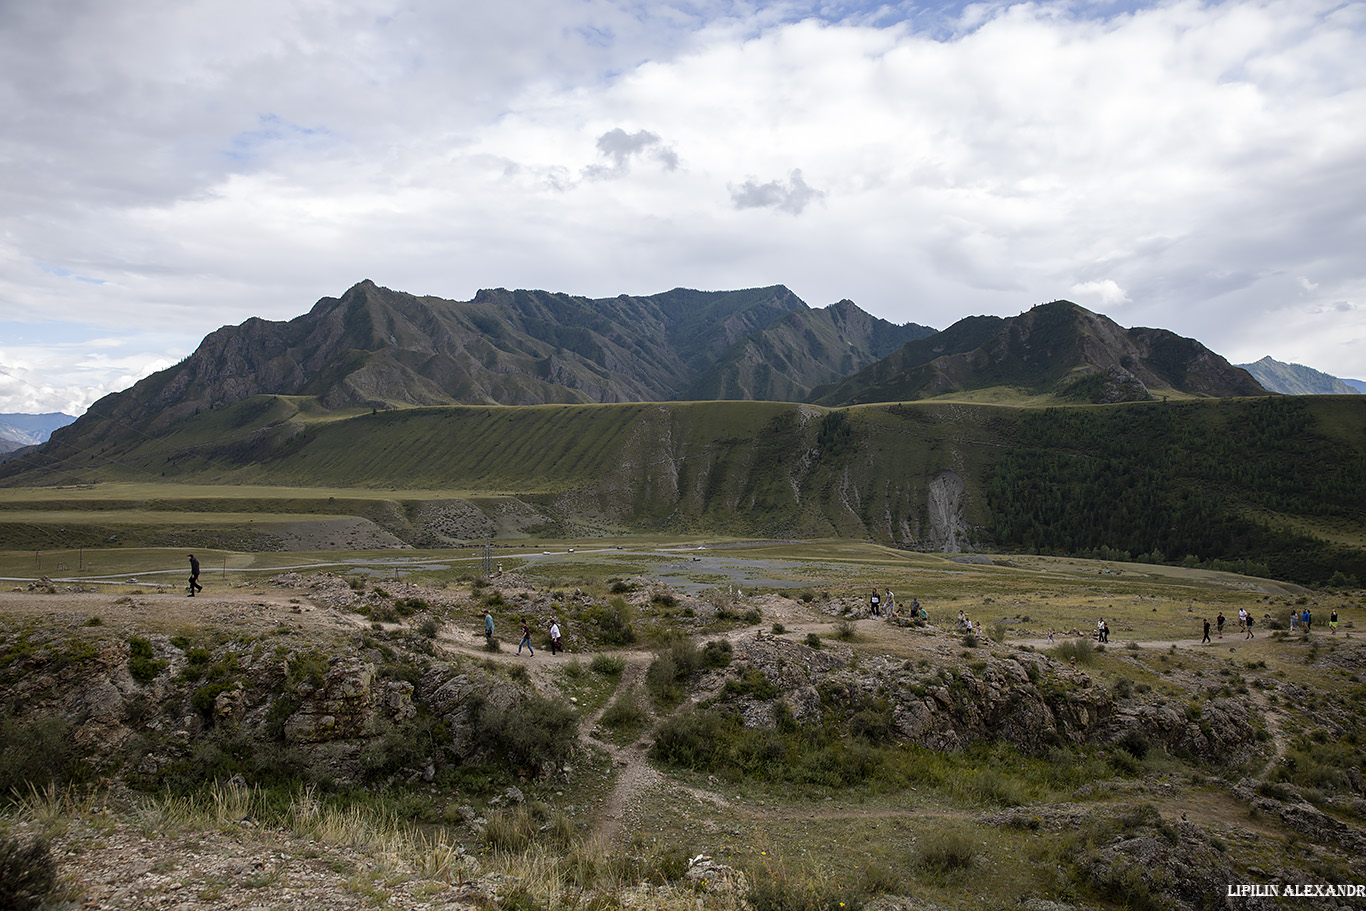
34,281,1272,457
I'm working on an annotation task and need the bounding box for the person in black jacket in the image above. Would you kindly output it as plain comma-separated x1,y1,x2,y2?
187,554,203,596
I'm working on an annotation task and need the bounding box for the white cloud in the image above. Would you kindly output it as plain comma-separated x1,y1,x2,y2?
1,0,1365,409
1069,279,1131,310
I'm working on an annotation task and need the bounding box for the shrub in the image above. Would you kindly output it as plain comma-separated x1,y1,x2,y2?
0,834,57,911
701,639,733,669
915,830,976,876
651,711,728,769
127,636,167,683
600,691,648,734
1048,638,1097,665
471,692,578,774
589,654,625,676
286,650,329,689
0,717,89,796
744,608,763,624
771,622,787,635
721,667,779,701
834,619,857,641
804,633,823,649
577,598,637,646
646,639,702,705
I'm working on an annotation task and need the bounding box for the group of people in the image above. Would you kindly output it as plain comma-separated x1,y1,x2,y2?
1200,606,1341,643
871,589,925,621
955,610,981,637
485,611,563,657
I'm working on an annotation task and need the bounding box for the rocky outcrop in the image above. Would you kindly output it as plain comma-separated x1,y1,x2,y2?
717,630,1261,764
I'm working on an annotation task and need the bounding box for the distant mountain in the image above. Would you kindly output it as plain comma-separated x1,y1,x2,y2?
0,412,76,448
1345,378,1366,394
1237,356,1360,396
811,300,1265,406
42,280,929,451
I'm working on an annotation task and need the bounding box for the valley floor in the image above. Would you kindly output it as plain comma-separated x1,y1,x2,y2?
2,546,1364,910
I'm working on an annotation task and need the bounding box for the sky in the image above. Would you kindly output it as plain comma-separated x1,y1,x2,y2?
1,0,1364,415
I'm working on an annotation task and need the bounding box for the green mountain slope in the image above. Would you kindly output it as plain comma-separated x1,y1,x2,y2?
7,395,1363,587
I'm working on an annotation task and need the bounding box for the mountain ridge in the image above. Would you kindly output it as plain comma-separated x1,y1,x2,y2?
813,300,1265,406
1237,355,1361,396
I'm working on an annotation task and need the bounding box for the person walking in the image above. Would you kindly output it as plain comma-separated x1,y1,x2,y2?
549,619,562,654
1245,613,1255,639
1202,618,1211,644
884,589,895,618
1302,608,1312,633
187,554,203,597
1330,609,1338,634
1216,612,1225,638
518,621,534,656
484,610,494,645
869,589,881,617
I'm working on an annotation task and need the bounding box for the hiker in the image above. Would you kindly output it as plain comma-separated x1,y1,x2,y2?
1245,613,1255,639
884,589,895,617
1302,608,1312,633
869,589,881,616
1290,610,1299,631
484,610,494,644
518,621,534,656
1047,629,1055,644
1202,618,1211,644
1330,609,1338,634
187,554,203,597
1216,612,1225,638
549,619,562,654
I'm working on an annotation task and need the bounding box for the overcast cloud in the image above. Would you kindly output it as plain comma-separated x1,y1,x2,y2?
1,0,1363,414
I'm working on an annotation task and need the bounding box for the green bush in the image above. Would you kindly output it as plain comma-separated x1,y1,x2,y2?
721,667,779,700
0,834,57,911
471,692,578,774
590,654,626,676
600,691,649,735
127,636,167,683
1048,638,1097,665
804,633,823,649
651,710,728,769
701,639,733,669
0,716,89,796
577,598,636,646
